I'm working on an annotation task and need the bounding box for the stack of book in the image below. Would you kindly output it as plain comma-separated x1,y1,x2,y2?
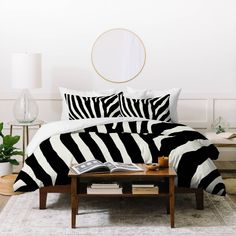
132,184,159,194
87,183,122,194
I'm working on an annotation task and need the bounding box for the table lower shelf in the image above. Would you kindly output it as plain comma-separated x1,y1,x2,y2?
78,193,169,197
214,161,236,173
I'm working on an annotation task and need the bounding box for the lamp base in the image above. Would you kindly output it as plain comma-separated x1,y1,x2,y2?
13,89,38,123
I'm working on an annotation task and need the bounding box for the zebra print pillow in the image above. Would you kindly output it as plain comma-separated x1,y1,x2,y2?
64,93,120,119
119,93,171,121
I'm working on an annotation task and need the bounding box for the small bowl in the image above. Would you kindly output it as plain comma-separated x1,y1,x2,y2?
145,163,159,170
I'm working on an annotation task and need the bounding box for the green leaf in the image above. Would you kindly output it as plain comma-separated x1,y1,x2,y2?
0,123,22,163
0,122,3,138
3,135,20,147
0,122,3,133
8,159,19,165
11,151,24,156
3,147,14,155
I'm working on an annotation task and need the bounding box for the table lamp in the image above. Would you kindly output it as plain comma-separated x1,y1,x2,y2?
11,53,41,123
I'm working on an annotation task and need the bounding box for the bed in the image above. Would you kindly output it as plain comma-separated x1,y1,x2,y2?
13,87,226,208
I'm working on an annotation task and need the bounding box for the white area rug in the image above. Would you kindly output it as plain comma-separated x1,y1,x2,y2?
0,191,236,236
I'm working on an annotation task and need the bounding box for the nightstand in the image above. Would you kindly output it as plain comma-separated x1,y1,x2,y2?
8,120,44,164
205,132,236,172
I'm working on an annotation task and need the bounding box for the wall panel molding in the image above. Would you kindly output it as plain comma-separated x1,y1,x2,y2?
1,93,236,131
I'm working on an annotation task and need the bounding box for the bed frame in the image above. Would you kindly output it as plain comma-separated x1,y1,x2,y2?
39,184,204,210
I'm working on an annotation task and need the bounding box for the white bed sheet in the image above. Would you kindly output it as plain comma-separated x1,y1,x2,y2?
27,117,147,156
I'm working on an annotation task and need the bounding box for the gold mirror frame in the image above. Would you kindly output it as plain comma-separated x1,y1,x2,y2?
91,28,146,83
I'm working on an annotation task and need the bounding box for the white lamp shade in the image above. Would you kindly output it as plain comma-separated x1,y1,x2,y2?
11,53,41,89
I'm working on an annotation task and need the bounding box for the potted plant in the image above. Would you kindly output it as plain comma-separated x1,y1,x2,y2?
0,122,23,176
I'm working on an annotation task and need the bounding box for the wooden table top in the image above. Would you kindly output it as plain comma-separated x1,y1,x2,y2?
68,164,177,178
8,120,44,126
205,132,236,147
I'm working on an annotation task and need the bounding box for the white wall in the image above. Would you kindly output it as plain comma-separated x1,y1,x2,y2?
0,0,236,131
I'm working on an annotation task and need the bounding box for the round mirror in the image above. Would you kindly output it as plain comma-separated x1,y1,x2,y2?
91,28,146,83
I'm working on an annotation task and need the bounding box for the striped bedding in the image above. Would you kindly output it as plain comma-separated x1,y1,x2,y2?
14,120,226,195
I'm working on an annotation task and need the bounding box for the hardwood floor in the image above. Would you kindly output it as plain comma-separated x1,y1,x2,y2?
1,161,236,211
0,194,10,213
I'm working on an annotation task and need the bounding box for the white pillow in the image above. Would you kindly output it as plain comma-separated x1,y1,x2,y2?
123,87,148,98
126,87,181,123
59,87,117,120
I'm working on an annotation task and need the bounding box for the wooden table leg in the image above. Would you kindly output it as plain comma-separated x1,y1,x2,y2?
165,195,170,214
39,187,48,209
71,176,78,228
195,188,204,210
169,176,175,228
26,126,29,146
22,126,26,164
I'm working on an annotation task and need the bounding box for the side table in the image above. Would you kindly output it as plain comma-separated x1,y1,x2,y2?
8,120,44,164
68,165,177,228
205,132,236,172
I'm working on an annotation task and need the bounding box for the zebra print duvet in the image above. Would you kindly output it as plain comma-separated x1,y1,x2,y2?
14,120,226,195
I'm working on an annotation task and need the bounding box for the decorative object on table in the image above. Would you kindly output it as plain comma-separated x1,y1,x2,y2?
0,174,22,195
216,132,236,139
11,53,41,123
145,163,159,170
0,122,23,176
211,116,229,134
158,156,169,168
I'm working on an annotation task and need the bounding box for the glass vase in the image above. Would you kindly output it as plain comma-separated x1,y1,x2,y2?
13,89,38,123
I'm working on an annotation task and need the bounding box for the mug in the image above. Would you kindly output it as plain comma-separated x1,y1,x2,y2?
158,156,169,168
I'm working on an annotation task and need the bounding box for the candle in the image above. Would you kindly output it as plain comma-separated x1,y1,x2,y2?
158,156,169,168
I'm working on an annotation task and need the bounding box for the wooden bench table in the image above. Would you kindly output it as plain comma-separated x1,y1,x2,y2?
205,132,236,172
68,164,177,228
